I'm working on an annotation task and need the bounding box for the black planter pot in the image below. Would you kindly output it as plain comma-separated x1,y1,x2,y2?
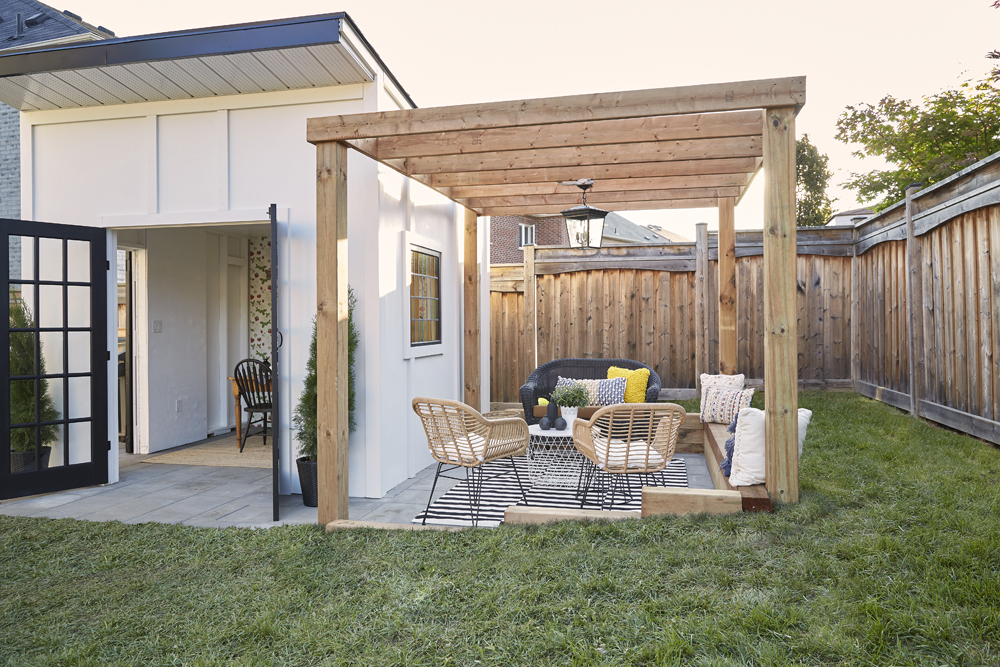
10,446,51,474
296,457,319,507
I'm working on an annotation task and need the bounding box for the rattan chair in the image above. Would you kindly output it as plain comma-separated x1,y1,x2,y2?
412,397,530,527
233,359,272,453
571,403,686,510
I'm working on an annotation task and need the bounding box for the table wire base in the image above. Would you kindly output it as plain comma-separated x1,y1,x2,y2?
527,432,583,489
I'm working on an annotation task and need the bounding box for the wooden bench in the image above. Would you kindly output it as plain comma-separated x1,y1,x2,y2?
702,422,772,512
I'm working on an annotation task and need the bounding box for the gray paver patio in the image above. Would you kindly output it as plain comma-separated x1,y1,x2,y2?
0,439,715,527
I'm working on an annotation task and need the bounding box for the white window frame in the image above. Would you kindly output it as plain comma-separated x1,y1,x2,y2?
518,223,535,248
403,231,444,359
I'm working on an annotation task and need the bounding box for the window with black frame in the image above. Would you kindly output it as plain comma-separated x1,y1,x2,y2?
410,248,440,346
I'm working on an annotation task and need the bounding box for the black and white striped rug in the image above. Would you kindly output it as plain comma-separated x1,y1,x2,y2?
412,456,688,528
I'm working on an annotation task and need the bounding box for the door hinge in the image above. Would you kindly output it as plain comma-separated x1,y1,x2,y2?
107,351,111,361
107,260,110,270
107,440,111,451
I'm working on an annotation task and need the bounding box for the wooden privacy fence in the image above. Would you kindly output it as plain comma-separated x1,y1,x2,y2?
853,153,1000,446
490,227,855,403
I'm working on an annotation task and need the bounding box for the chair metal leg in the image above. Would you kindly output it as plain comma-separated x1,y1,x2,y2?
466,466,486,527
509,456,529,505
421,462,444,526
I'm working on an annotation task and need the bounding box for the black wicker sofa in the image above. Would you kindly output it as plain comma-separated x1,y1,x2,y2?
519,358,662,425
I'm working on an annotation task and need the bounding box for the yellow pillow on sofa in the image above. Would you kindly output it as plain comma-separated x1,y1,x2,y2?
607,366,650,403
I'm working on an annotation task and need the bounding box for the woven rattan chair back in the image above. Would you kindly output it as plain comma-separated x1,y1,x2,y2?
234,359,272,410
572,403,686,474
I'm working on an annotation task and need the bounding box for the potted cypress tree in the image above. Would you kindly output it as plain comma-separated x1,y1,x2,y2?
293,287,358,507
9,291,60,472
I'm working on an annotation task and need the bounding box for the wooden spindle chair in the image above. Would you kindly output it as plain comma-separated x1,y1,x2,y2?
233,359,272,453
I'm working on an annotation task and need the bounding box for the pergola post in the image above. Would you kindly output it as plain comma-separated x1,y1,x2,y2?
718,196,737,374
762,106,799,504
316,141,350,524
463,208,481,411
695,222,708,387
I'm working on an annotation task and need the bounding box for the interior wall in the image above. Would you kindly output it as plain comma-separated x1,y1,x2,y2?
144,227,208,453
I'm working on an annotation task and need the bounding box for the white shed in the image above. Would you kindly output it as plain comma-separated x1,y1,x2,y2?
0,13,490,508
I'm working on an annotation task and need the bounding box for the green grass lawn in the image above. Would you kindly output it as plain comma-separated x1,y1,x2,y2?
2,391,1000,666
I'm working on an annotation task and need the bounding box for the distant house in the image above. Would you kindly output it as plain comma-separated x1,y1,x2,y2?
491,212,686,264
826,207,874,227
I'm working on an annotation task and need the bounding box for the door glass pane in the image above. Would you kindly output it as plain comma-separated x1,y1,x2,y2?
9,332,35,376
39,285,63,328
42,375,64,422
10,379,36,425
39,237,62,281
67,240,90,283
9,236,34,280
9,427,38,474
39,331,63,375
45,424,65,468
68,376,90,419
67,286,90,327
9,285,34,327
68,332,90,374
68,422,91,464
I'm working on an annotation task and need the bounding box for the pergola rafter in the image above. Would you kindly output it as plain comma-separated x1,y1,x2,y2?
308,76,804,525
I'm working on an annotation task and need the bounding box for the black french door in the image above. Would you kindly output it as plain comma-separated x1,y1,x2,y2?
269,204,280,522
1,218,108,500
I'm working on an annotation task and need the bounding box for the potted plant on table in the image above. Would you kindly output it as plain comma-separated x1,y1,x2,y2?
549,384,589,430
293,288,359,507
9,291,59,472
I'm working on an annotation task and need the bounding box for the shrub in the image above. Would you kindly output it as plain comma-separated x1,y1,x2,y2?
550,383,588,409
293,287,359,462
9,291,59,452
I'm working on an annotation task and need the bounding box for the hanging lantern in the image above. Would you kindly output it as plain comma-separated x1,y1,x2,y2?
559,179,608,249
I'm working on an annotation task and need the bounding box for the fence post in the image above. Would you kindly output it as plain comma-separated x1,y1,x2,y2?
695,223,708,389
851,226,861,388
905,183,924,417
523,244,536,372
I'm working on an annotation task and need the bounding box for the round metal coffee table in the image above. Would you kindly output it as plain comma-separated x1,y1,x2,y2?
526,423,583,488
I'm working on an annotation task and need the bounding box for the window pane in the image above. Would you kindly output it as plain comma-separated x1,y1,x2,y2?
67,286,90,327
39,285,63,328
9,332,35,377
68,376,90,419
67,240,90,283
10,379,36,425
9,427,38,474
42,375,64,422
9,285,35,327
45,424,65,468
39,331,64,375
68,332,90,374
9,236,34,280
39,237,62,282
68,421,91,464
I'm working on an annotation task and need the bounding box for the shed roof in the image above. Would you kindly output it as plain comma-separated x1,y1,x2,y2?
307,76,805,216
0,11,414,111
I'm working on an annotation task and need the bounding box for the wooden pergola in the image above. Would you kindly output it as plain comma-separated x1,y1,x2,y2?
307,76,805,525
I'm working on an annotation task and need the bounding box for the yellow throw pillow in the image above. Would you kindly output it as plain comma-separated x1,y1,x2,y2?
607,366,650,403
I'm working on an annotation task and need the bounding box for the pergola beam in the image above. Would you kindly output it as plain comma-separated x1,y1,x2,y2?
449,173,752,199
370,110,765,159
430,157,761,188
398,136,762,176
478,197,720,217
306,76,805,142
461,187,741,210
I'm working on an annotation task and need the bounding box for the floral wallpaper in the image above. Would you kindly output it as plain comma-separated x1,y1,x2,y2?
249,237,272,361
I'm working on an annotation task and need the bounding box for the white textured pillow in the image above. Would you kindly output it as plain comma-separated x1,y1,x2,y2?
730,408,814,486
798,408,812,457
730,407,765,486
700,373,745,417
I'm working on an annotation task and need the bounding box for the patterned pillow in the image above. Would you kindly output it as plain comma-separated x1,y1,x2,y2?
607,366,651,403
700,373,745,411
555,376,627,406
700,386,754,424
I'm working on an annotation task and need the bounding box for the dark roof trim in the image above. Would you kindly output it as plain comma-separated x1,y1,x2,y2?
0,11,417,108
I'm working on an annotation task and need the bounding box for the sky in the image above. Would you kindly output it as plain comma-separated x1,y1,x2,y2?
60,0,1000,238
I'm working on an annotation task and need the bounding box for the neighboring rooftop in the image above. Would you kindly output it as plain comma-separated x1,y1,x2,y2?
0,0,112,50
0,11,414,110
603,212,682,244
826,207,874,226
